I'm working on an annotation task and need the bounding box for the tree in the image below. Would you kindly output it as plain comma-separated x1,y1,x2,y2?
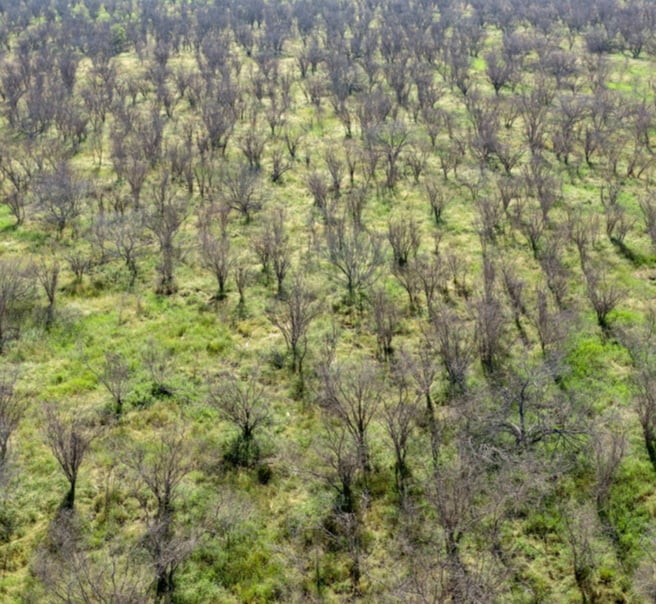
92,351,132,418
106,211,150,287
315,422,361,515
387,215,421,268
220,163,263,224
269,207,291,299
583,264,623,332
370,287,399,361
43,404,96,510
268,273,321,379
127,427,196,602
0,366,24,470
198,207,231,301
480,360,588,456
631,348,656,471
0,259,35,354
33,163,87,239
207,371,270,467
485,49,515,95
319,358,383,475
383,371,419,504
33,530,151,604
144,175,188,295
430,306,474,396
35,255,59,330
367,120,409,190
324,218,383,307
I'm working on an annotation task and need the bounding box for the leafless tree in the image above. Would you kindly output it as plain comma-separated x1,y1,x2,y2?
220,163,263,224
485,50,515,95
0,259,35,354
43,404,96,510
91,351,132,418
198,207,231,301
319,358,383,475
592,420,625,526
105,211,150,287
33,512,150,604
425,178,449,226
387,216,421,268
633,362,656,472
269,207,291,299
370,287,399,361
144,175,188,295
430,306,474,396
141,339,175,398
33,162,87,239
383,371,419,503
207,371,270,467
127,427,196,601
0,366,24,472
324,218,383,307
35,255,59,330
562,504,600,604
268,273,321,378
238,129,266,171
368,120,409,190
483,361,588,455
583,265,623,331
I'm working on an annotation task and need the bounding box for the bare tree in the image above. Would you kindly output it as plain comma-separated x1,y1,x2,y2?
268,273,321,379
383,372,419,503
592,420,625,526
269,207,291,299
367,120,409,190
91,351,132,418
144,175,188,295
387,216,421,268
33,163,87,239
34,533,151,604
319,358,383,475
583,265,623,331
430,306,474,396
43,404,96,510
207,371,270,467
220,163,263,224
198,208,232,301
127,427,196,602
141,339,175,398
0,259,35,354
562,504,600,604
370,287,399,361
0,366,24,470
482,362,588,455
425,178,449,226
324,219,383,307
633,363,656,472
35,255,59,330
315,422,361,515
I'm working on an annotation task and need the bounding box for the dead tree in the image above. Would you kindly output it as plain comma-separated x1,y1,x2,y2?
319,358,383,476
0,366,24,470
144,175,187,295
0,259,35,353
324,219,383,308
208,372,270,468
43,404,96,510
36,256,59,330
127,427,196,602
268,273,321,379
92,352,132,418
